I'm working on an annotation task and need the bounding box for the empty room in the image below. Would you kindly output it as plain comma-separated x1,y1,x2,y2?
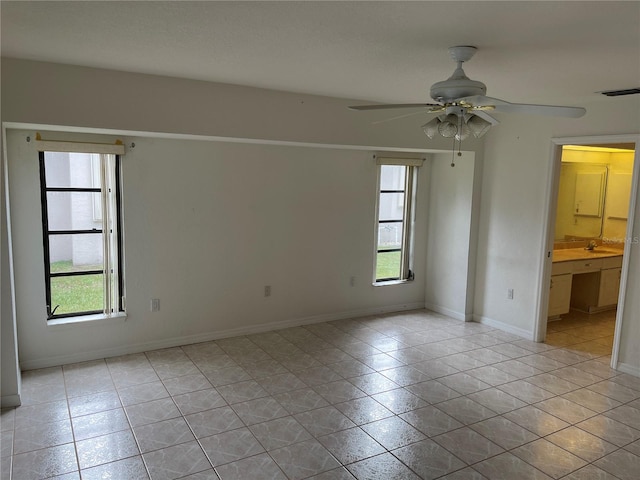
1,2,640,479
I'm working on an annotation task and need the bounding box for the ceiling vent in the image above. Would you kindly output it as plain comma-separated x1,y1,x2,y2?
600,88,640,97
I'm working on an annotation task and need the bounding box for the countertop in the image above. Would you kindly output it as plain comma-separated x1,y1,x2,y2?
552,247,624,263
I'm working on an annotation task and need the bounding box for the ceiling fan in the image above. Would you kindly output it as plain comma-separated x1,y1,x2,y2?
349,46,586,144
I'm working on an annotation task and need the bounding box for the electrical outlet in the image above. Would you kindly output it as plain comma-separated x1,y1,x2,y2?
264,285,271,297
151,298,160,311
507,288,514,300
350,276,356,287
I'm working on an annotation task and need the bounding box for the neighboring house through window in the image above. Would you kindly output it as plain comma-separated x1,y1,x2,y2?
38,144,124,320
374,157,423,283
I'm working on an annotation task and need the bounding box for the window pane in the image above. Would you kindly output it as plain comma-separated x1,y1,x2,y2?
378,192,405,221
376,251,401,280
45,152,101,188
47,191,103,230
378,223,403,250
51,273,104,315
380,165,406,190
49,233,103,272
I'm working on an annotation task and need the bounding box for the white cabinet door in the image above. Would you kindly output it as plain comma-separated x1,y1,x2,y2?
598,268,621,307
549,273,572,317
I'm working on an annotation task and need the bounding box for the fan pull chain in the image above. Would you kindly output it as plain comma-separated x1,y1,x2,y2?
451,137,457,167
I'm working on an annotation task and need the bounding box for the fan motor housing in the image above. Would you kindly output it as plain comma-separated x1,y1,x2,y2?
430,77,487,103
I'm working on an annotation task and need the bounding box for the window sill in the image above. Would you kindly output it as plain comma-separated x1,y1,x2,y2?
47,312,127,328
373,279,412,287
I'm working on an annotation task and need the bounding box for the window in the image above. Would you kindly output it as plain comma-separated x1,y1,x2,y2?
374,157,422,283
39,149,124,319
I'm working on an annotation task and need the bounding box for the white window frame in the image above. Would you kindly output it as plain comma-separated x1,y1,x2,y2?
373,157,423,284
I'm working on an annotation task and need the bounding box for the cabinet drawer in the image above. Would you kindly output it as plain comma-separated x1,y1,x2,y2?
602,256,623,269
571,258,602,273
552,262,573,275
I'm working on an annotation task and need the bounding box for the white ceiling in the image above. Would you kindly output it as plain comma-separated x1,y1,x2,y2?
2,1,639,108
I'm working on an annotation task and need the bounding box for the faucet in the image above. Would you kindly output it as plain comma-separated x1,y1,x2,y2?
585,240,597,251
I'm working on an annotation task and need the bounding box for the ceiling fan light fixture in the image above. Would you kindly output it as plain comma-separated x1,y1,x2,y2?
422,117,441,139
456,120,471,141
438,113,460,138
467,114,492,138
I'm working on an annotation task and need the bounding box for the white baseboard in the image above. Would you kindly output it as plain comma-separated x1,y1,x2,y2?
616,362,640,378
1,394,21,408
424,303,472,322
19,302,425,371
472,314,534,340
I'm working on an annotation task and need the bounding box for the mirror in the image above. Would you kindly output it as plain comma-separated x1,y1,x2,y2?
554,145,634,244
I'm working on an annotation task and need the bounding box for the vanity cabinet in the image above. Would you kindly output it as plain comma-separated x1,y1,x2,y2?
598,267,622,307
549,253,623,318
549,273,572,317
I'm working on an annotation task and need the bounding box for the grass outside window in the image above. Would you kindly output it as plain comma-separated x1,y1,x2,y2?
376,250,401,281
50,261,103,315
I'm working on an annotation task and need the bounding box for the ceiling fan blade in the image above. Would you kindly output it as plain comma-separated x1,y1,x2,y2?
372,109,438,125
472,110,500,126
348,103,441,111
492,103,586,118
460,95,586,118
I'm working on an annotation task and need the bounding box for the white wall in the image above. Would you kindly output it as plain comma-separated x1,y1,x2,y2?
1,131,22,406
3,58,639,378
424,152,477,320
6,129,430,369
473,96,640,372
618,181,640,373
1,58,478,152
1,58,480,385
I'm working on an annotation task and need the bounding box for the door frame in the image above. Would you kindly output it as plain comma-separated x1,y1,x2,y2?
535,134,640,370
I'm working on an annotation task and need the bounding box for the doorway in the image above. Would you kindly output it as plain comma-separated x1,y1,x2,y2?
537,135,640,370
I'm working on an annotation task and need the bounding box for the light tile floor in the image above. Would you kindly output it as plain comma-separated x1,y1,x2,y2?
2,309,639,479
